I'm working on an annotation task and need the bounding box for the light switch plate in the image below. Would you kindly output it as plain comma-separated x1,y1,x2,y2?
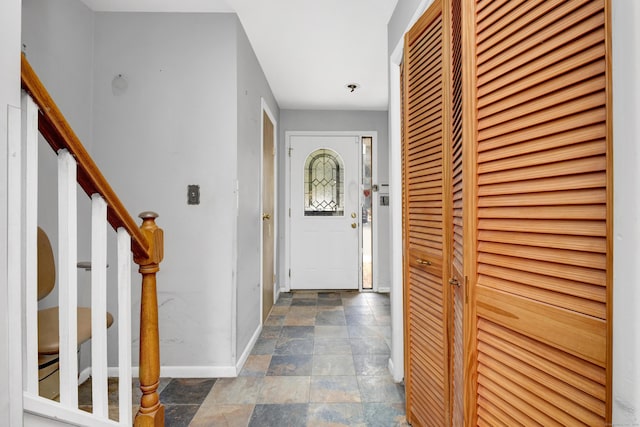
188,185,200,205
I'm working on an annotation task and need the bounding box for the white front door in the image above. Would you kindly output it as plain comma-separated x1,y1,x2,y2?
290,135,360,290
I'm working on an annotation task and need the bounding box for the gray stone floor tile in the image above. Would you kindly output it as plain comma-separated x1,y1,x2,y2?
310,376,361,403
267,354,313,376
249,403,308,427
350,337,391,356
87,291,404,425
274,337,315,355
312,355,356,376
307,403,366,427
363,402,409,427
159,378,217,405
314,338,353,355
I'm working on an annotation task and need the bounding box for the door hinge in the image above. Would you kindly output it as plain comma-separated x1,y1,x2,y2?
288,147,293,157
289,269,291,278
289,208,291,217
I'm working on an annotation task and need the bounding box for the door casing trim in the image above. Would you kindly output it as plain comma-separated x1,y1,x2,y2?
260,98,278,324
388,0,437,383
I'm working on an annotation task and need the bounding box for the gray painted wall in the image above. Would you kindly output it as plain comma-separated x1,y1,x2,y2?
21,0,96,266
21,1,279,372
0,0,22,423
235,18,279,359
278,109,390,290
22,0,95,147
387,0,422,53
22,0,97,372
92,12,239,368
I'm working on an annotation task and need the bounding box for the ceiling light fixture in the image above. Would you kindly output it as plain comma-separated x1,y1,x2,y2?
346,83,360,93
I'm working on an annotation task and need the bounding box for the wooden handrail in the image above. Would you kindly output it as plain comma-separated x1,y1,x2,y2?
22,54,165,426
20,54,149,260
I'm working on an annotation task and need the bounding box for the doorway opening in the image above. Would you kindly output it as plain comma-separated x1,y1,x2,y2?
285,131,377,292
261,100,277,323
361,136,373,290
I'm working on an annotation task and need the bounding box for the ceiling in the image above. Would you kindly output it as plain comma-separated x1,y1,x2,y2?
80,0,398,111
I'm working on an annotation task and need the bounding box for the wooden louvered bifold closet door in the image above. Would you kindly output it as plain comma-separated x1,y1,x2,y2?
402,0,452,425
448,0,464,425
469,0,612,424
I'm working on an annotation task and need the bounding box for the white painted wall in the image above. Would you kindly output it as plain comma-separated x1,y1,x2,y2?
92,12,239,371
612,0,640,424
278,109,390,291
235,18,279,360
0,1,23,424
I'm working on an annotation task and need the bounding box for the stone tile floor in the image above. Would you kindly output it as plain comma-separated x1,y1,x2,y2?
79,291,408,426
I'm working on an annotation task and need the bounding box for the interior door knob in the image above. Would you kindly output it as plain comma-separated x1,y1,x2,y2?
262,213,271,220
351,223,357,228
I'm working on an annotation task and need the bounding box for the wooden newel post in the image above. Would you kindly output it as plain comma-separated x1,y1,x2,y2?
134,211,165,427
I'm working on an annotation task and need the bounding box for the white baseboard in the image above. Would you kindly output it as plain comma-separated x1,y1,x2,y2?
388,357,404,383
157,365,236,378
102,365,237,379
85,363,240,381
78,367,91,385
235,324,262,375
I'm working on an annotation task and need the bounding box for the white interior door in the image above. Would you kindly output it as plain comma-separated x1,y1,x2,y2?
290,135,360,290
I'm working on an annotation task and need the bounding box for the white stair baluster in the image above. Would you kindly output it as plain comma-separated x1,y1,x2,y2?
57,149,78,407
21,93,39,395
91,194,109,417
117,227,133,425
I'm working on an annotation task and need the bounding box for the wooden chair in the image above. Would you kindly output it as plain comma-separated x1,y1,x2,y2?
37,227,114,399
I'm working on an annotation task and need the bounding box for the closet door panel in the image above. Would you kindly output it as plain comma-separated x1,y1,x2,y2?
470,0,611,424
402,1,450,425
449,0,465,425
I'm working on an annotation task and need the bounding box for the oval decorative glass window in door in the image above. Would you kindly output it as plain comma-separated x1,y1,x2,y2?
304,148,345,216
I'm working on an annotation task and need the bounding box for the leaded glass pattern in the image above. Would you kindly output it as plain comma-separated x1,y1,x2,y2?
304,148,344,216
